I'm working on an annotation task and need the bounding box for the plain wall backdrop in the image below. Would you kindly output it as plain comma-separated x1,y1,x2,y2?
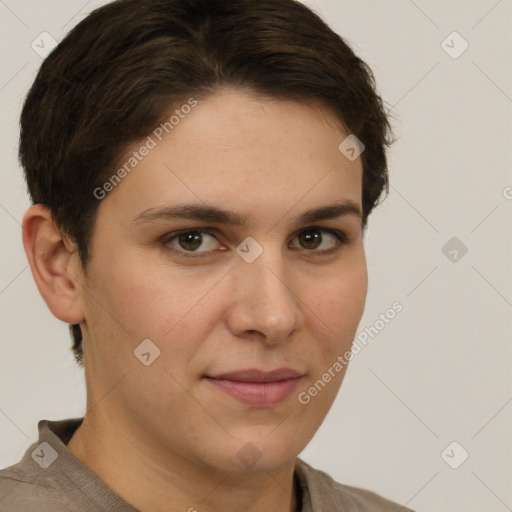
1,1,511,511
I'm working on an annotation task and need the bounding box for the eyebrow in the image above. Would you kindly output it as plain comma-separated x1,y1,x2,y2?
132,200,362,228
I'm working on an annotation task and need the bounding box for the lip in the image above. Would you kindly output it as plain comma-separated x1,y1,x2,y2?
204,368,304,407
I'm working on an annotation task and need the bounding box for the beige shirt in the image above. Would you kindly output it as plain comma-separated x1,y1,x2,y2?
0,418,414,512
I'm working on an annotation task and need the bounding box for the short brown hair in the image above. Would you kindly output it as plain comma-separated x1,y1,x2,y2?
20,0,395,366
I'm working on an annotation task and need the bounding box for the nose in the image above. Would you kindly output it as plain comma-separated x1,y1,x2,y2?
224,248,305,345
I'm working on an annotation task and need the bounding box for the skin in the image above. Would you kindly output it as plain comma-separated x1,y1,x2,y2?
23,88,367,512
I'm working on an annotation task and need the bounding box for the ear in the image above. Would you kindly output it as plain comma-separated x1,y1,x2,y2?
22,204,85,324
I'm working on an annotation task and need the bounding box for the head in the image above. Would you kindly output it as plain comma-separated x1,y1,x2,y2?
21,0,394,475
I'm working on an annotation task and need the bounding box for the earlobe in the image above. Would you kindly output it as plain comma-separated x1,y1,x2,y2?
22,204,85,325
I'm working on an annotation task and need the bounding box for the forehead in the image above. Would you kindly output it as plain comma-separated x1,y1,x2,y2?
98,89,363,226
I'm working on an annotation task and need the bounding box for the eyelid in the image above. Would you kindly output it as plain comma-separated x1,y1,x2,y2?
289,225,348,250
161,226,350,259
160,227,221,258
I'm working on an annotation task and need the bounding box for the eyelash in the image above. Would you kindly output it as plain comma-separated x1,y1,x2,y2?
161,227,349,259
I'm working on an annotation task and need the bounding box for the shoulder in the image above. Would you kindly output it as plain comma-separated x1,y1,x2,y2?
0,418,86,512
0,455,66,512
0,418,138,512
295,458,415,512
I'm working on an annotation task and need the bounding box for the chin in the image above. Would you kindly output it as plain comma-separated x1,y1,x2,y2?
216,430,304,475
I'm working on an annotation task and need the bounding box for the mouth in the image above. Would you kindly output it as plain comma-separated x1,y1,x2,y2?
203,368,304,407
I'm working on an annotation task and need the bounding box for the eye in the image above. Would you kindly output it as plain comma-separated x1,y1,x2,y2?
161,226,349,259
289,227,348,255
162,228,221,257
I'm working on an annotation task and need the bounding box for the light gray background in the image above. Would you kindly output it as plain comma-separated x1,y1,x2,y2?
1,1,511,511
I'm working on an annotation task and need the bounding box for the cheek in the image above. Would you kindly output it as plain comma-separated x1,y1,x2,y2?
92,254,180,334
93,259,225,364
308,258,367,356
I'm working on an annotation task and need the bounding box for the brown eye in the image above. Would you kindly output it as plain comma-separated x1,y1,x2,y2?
162,228,220,257
290,227,348,254
177,231,203,251
298,229,323,250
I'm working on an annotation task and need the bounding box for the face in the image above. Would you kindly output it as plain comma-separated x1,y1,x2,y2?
78,88,367,474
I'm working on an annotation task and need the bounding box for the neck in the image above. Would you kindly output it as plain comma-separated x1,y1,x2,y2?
66,410,299,512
